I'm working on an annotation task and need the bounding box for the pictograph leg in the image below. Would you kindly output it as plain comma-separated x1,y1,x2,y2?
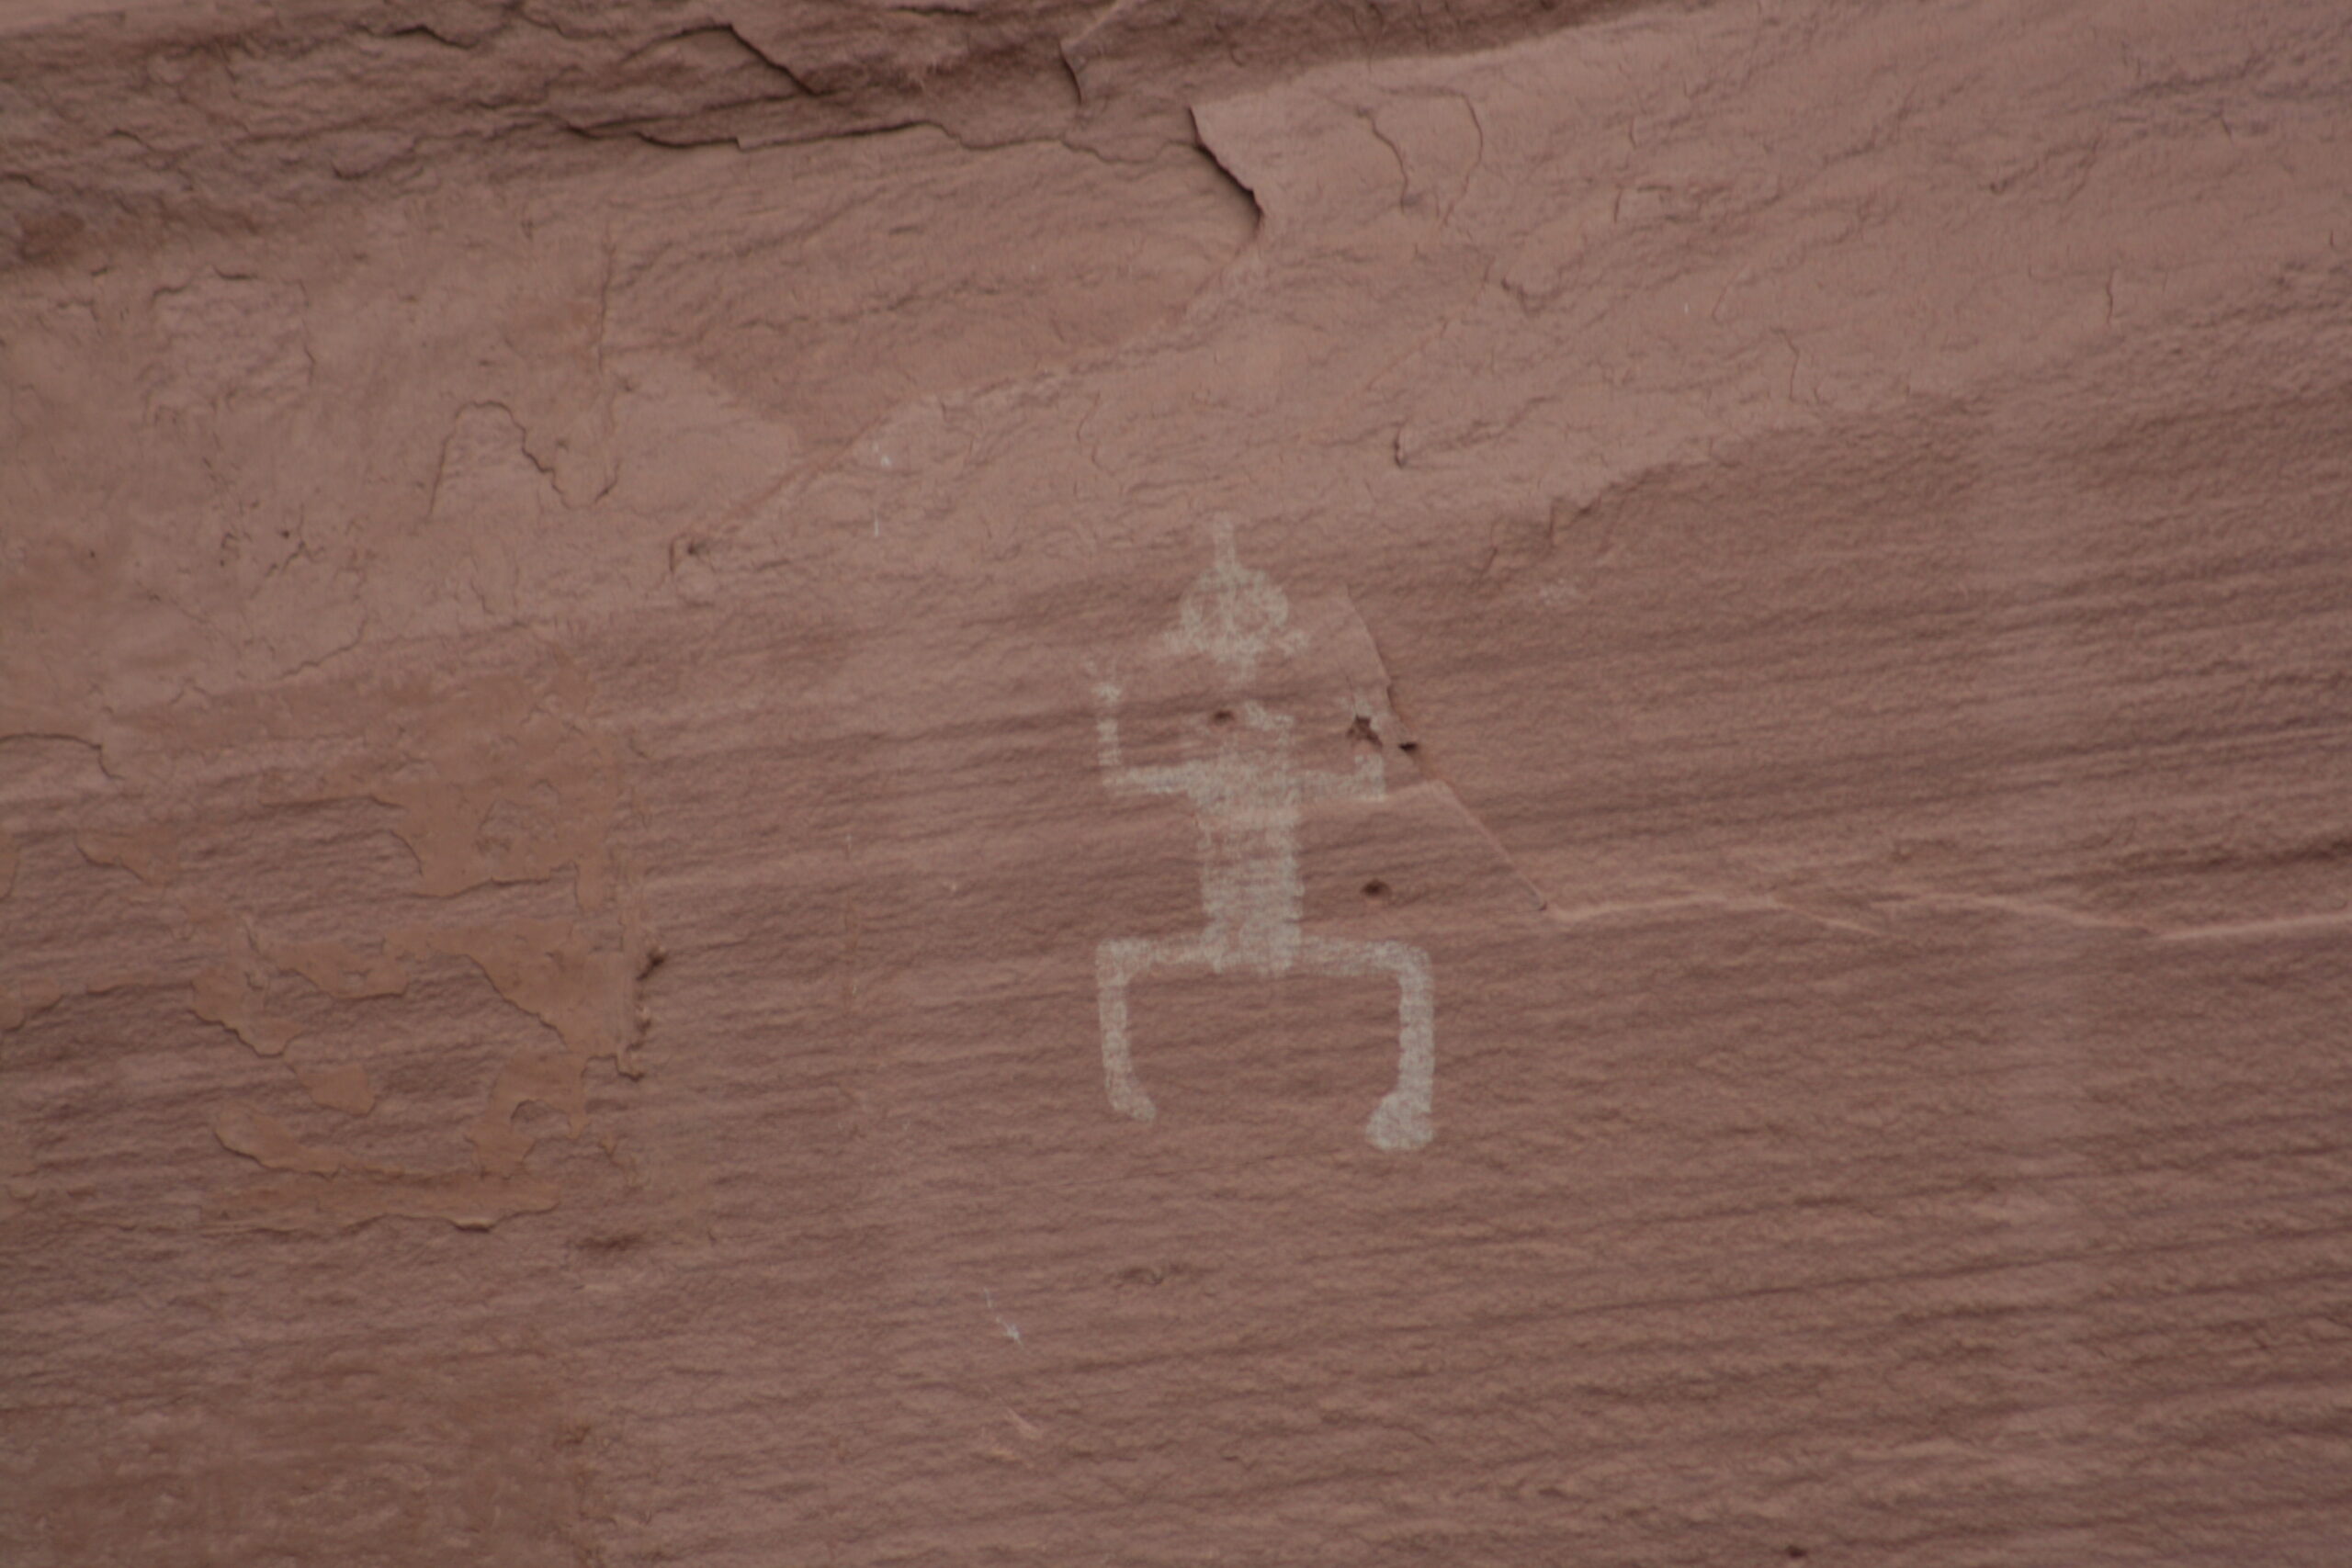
1298,934,1436,1151
1095,936,1206,1124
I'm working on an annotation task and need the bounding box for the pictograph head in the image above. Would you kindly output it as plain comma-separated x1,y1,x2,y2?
1163,516,1308,685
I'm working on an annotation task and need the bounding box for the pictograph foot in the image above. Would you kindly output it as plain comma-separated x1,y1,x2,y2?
1365,1090,1432,1152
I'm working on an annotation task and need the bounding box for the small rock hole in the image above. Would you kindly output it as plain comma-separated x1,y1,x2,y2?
1362,879,1391,901
1210,708,1236,727
1786,1550,1809,1562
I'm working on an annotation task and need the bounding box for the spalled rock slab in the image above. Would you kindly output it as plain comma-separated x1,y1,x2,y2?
4,1,2352,1563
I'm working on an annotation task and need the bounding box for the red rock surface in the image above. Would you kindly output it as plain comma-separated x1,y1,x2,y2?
5,0,2352,1562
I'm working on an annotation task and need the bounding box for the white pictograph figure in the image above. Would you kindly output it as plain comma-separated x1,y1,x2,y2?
1093,526,1436,1152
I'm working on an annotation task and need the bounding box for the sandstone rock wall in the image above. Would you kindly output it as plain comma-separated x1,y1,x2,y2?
4,1,2350,1562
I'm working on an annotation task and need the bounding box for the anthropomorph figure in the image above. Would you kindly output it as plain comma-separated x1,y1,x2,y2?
1092,522,1436,1151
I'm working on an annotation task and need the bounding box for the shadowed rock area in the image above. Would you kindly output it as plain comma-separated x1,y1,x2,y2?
4,0,2350,1562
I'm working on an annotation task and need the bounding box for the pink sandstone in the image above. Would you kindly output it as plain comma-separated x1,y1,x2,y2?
3,0,2351,1562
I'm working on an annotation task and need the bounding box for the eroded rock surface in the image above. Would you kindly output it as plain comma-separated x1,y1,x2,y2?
5,0,2350,1562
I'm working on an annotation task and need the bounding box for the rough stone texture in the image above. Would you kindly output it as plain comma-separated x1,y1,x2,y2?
5,0,2352,1562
